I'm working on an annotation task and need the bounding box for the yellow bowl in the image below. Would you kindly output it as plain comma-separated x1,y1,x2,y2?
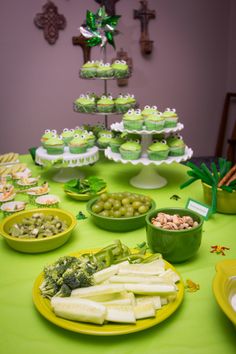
202,182,236,214
212,259,236,326
64,187,107,201
0,208,77,253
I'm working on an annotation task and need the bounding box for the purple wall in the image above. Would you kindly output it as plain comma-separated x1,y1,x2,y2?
0,0,235,156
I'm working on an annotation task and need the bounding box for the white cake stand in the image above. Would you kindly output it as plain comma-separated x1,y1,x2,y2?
36,146,99,182
105,122,193,189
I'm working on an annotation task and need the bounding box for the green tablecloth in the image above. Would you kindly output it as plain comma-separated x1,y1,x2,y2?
0,154,235,354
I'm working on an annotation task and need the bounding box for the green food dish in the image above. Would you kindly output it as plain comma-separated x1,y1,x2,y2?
166,134,186,156
112,60,129,78
97,95,114,113
147,141,169,161
87,195,156,232
0,208,77,253
44,136,65,155
119,141,141,160
202,182,236,214
146,208,204,263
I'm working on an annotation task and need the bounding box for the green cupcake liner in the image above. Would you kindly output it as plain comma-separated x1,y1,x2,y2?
74,103,96,113
97,105,114,113
147,150,169,161
115,104,132,113
69,145,88,154
119,148,141,160
80,69,96,78
144,120,165,131
87,139,96,148
123,120,144,130
113,70,129,78
169,146,185,156
164,118,178,128
110,143,121,153
45,146,64,155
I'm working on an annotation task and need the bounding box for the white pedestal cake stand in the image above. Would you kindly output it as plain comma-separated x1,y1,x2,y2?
105,122,193,189
35,146,99,182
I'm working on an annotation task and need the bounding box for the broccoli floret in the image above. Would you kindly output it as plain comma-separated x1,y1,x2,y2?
40,279,59,299
55,283,72,297
62,268,93,289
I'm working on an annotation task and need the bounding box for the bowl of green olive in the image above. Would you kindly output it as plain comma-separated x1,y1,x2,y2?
0,208,77,253
86,192,156,232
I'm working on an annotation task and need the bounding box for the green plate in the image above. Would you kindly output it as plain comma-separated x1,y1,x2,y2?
32,249,185,336
64,187,107,201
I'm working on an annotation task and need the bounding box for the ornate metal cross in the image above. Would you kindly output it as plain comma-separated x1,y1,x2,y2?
134,0,156,55
34,1,66,45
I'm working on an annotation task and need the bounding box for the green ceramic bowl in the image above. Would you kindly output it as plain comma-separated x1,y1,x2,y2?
0,208,77,253
87,197,156,232
145,208,204,263
202,182,236,214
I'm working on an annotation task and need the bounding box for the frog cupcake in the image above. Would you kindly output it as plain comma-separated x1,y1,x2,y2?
119,141,141,160
61,128,75,145
44,135,65,155
68,134,88,154
80,60,97,78
83,131,96,148
114,94,134,113
111,60,129,78
147,140,170,160
123,109,143,130
96,62,114,78
126,94,136,109
97,95,114,113
40,129,57,147
74,94,96,113
162,108,179,128
141,105,159,119
109,134,126,153
166,134,186,156
144,112,165,131
97,132,113,149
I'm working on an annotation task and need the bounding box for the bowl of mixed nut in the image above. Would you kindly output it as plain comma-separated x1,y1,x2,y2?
145,208,204,263
0,208,77,253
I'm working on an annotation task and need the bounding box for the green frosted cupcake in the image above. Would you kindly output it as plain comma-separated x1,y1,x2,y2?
119,141,141,160
141,105,159,119
80,61,97,78
166,134,186,156
109,135,126,153
126,94,136,109
147,140,170,161
123,109,143,130
74,94,96,113
162,108,179,128
144,113,165,131
111,60,129,78
114,94,134,113
40,129,57,148
82,131,96,148
44,136,65,155
68,134,88,154
96,62,114,78
97,95,114,113
97,132,113,148
61,128,75,145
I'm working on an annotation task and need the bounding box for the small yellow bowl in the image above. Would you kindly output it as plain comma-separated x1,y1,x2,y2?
64,187,107,201
212,259,236,326
0,208,77,253
202,182,236,214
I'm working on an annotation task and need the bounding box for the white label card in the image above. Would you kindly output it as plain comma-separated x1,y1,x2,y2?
186,198,212,220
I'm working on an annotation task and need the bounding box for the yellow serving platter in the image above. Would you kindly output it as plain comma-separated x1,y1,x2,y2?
212,259,236,326
32,249,185,336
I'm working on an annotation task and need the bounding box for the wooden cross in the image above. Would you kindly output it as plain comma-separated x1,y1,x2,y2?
34,1,66,45
133,0,156,55
94,0,120,16
72,35,92,63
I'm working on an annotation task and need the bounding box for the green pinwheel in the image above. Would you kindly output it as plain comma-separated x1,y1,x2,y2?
79,6,121,48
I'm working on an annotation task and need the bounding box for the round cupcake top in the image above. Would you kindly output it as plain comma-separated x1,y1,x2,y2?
111,60,128,70
41,129,57,140
166,134,185,147
74,126,84,135
145,112,164,122
82,130,95,141
125,94,136,104
109,136,125,145
162,108,178,118
82,60,97,69
45,135,64,146
148,140,169,152
123,109,143,121
97,95,114,105
75,94,95,105
97,129,112,137
141,105,159,116
120,141,141,152
61,128,74,138
69,134,88,146
98,132,113,143
97,62,113,71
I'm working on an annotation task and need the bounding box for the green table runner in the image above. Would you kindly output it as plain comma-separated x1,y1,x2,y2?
0,154,235,354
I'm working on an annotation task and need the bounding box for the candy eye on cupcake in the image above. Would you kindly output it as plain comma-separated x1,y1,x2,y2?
127,110,133,115
63,128,69,132
44,129,51,133
144,105,151,109
108,95,113,100
114,60,120,64
121,60,126,64
135,109,141,115
51,129,57,134
104,63,110,67
80,94,85,98
152,106,157,110
161,139,167,144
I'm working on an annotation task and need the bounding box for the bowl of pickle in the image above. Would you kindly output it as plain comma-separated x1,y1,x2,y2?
0,208,77,253
86,192,156,232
